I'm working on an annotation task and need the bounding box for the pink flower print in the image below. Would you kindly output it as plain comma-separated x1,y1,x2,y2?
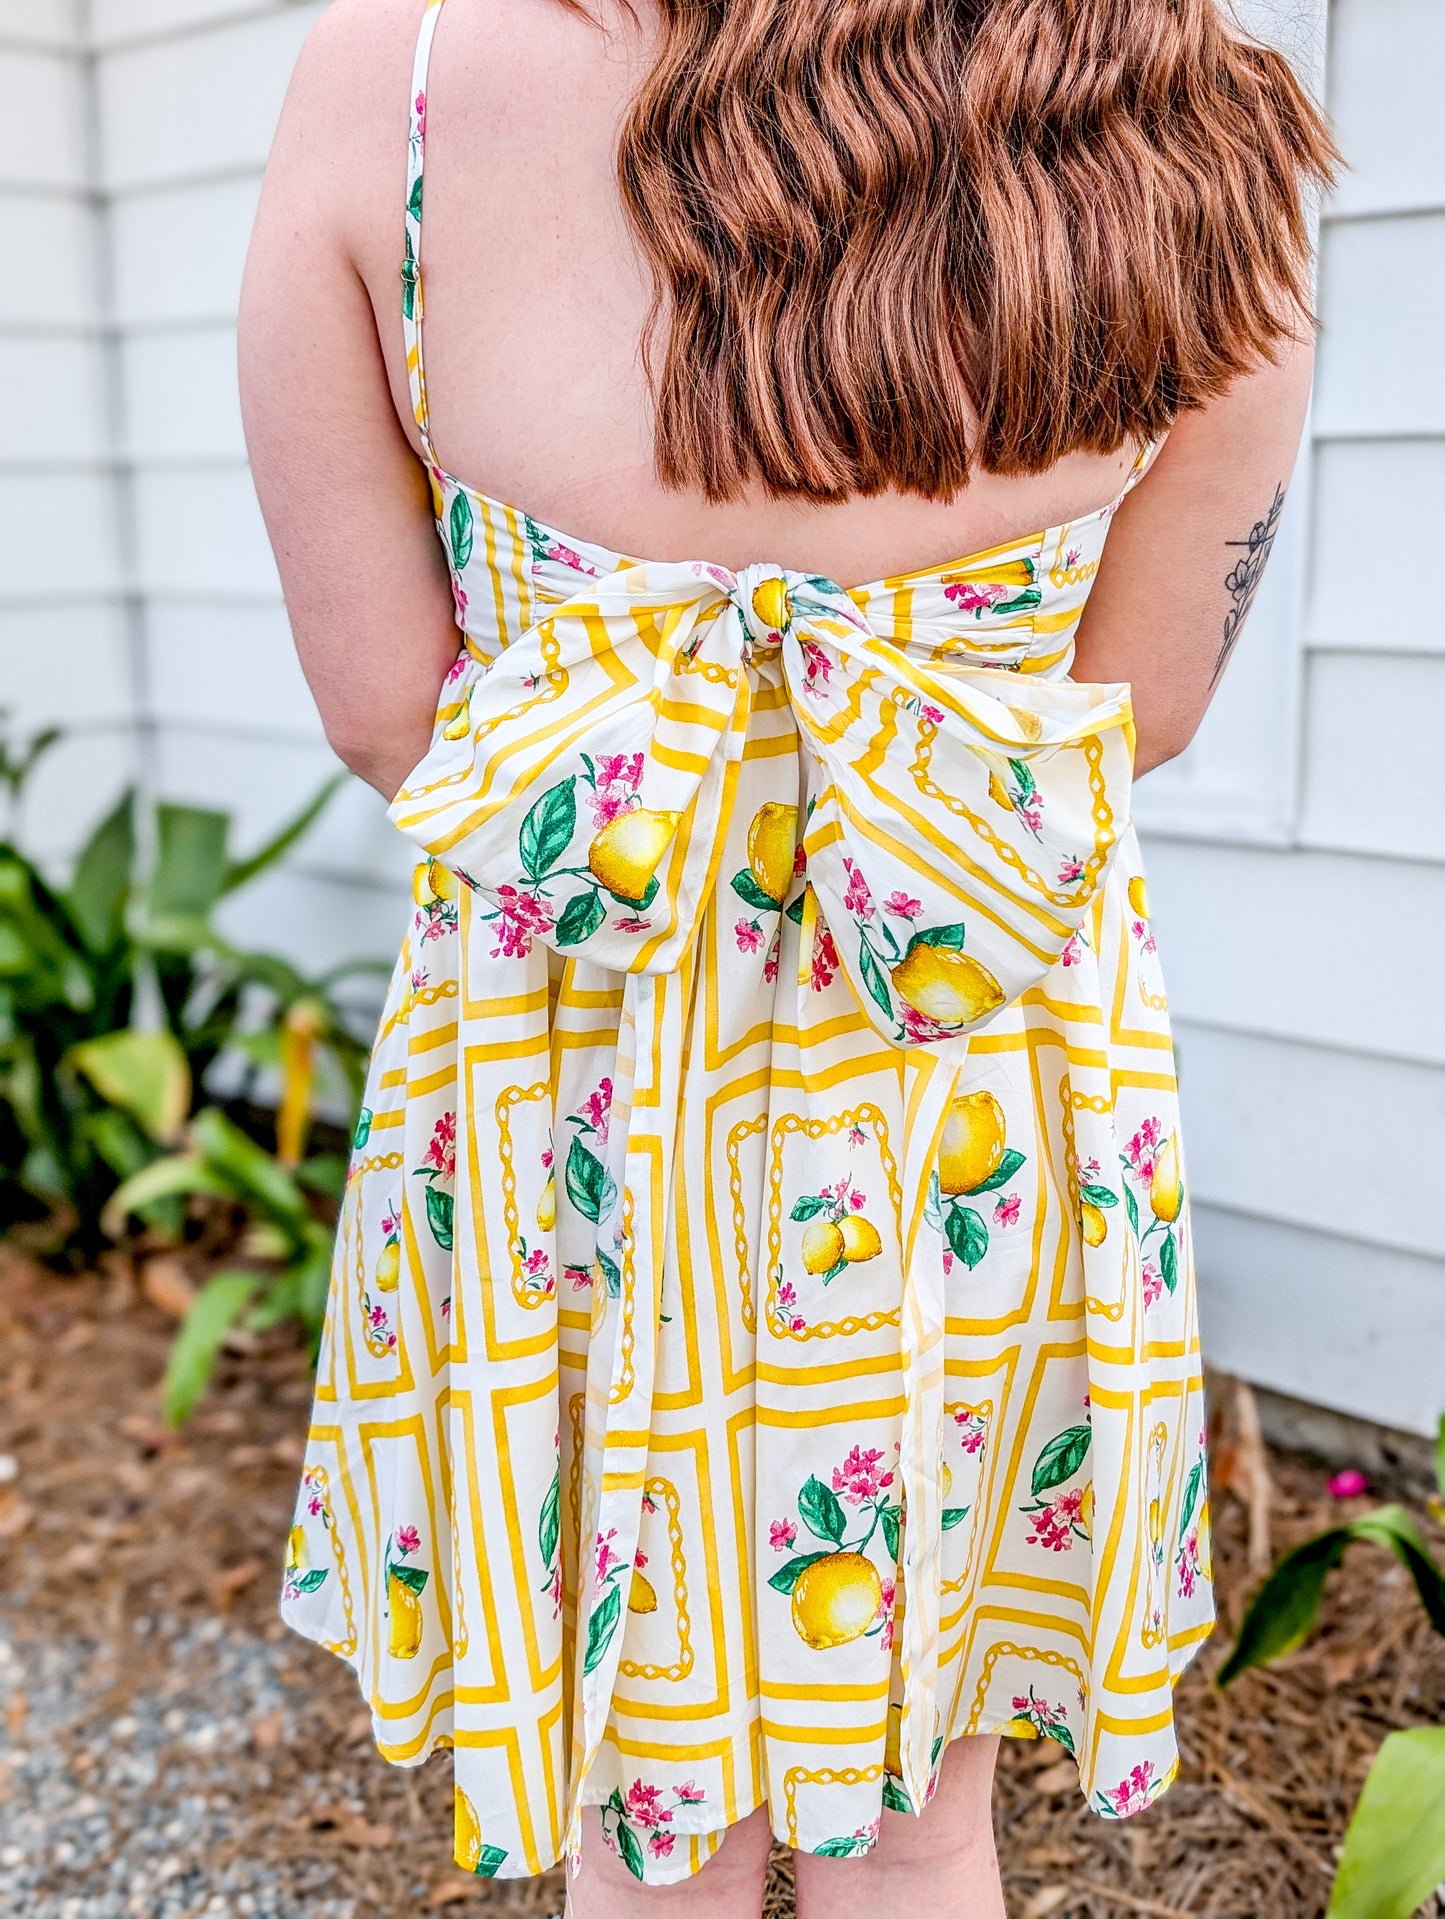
675,1780,705,1805
547,1563,563,1619
810,921,839,992
490,884,555,959
1142,1262,1164,1308
1012,1694,1030,1713
1057,856,1084,885
648,1831,676,1860
1060,933,1084,968
596,753,643,793
1021,802,1043,835
944,580,1006,616
394,1525,421,1556
1176,1531,1200,1599
993,1192,1021,1227
307,1493,323,1517
884,891,923,919
440,1296,451,1317
769,1519,798,1553
900,1004,953,1045
567,1263,594,1291
368,1303,388,1328
776,1280,798,1312
380,1212,396,1238
1131,918,1158,954
1026,1488,1083,1553
544,539,599,577
451,578,469,623
614,915,651,933
1125,1117,1162,1185
831,1445,895,1506
624,1781,671,1828
444,651,469,685
735,918,764,955
921,704,945,726
1101,1762,1155,1819
842,857,875,920
1065,546,1081,567
594,1528,623,1590
876,1577,897,1653
763,931,780,983
793,840,808,877
847,1188,866,1211
579,1078,613,1144
541,1148,553,1172
423,1111,457,1182
799,638,833,694
953,1409,987,1455
414,90,427,145
847,1124,866,1146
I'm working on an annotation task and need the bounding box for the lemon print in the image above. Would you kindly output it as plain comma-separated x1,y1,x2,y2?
455,1786,483,1874
1079,1200,1108,1247
1148,1496,1163,1550
801,1217,845,1275
388,1570,424,1658
1007,706,1044,742
891,943,1005,1026
941,1462,954,1503
374,1239,401,1293
287,1523,307,1572
791,1551,882,1650
535,1176,556,1233
987,771,1012,810
587,807,681,902
837,1214,882,1264
412,859,455,909
747,802,799,903
1079,1479,1095,1541
750,576,792,634
629,1569,658,1614
1150,1135,1182,1222
951,558,1035,589
937,1091,1006,1196
1197,1499,1213,1580
885,1700,904,1776
441,695,472,741
1128,876,1150,919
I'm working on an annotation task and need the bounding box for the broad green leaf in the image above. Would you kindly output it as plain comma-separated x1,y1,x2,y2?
407,174,423,222
1160,1231,1179,1293
449,490,474,571
614,1815,645,1881
942,1505,971,1530
596,1246,622,1297
290,1568,328,1594
1078,1183,1119,1208
945,1203,989,1269
995,589,1042,617
474,1845,508,1879
813,1835,870,1858
353,1107,373,1150
191,1106,309,1227
1007,757,1036,800
295,1154,347,1203
162,1270,259,1425
820,1255,848,1285
1350,1506,1445,1635
785,893,806,924
81,1106,154,1183
103,1151,238,1238
963,1146,1027,1197
222,775,344,896
556,889,606,947
905,921,967,956
67,790,135,952
790,1194,828,1222
147,803,230,925
583,1579,622,1675
1328,1727,1445,1919
518,779,576,882
923,1169,944,1231
1048,1723,1076,1757
1123,1182,1140,1236
1031,1424,1092,1497
767,1550,830,1595
1177,1459,1204,1541
880,1504,903,1563
565,1135,616,1224
389,1562,429,1595
881,1774,913,1813
69,1028,191,1144
424,1183,454,1250
731,870,779,913
798,1476,846,1544
538,1471,561,1567
293,1237,334,1331
856,941,894,1020
1216,1529,1350,1685
609,873,660,913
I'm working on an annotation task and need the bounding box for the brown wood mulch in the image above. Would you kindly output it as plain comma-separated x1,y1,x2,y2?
2,1244,1443,1918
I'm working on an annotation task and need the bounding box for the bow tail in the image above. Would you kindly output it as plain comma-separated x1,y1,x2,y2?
563,960,695,1857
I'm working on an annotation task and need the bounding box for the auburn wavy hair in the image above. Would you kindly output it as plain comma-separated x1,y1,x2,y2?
559,0,1338,502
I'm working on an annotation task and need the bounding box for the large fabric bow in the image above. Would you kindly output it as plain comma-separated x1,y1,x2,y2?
390,560,1135,1045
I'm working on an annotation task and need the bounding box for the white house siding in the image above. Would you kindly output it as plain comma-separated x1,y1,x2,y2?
2,0,1440,1430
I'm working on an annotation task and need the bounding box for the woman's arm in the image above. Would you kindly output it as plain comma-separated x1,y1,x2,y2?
1073,335,1316,776
238,4,459,802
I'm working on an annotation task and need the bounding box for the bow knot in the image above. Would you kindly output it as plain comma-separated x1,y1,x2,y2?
734,563,805,662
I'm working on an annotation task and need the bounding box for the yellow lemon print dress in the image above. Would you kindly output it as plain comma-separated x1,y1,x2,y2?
280,0,1215,1883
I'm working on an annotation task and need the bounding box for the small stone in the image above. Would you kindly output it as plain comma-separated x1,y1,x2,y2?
0,1844,24,1867
111,1715,138,1740
161,1707,186,1735
0,1455,17,1482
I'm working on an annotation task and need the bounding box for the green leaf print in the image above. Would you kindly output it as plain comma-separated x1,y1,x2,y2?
813,1835,871,1858
904,922,967,957
583,1581,623,1675
962,1147,1027,1197
785,893,807,924
389,1562,430,1596
565,1136,617,1224
856,941,894,1020
408,174,424,222
353,1107,373,1150
556,889,606,947
1007,758,1036,801
614,1814,646,1881
1123,1182,1140,1236
731,869,780,913
401,233,417,320
596,1246,622,1297
941,1506,971,1530
609,872,660,912
1177,1458,1204,1543
424,1183,454,1251
290,1568,328,1594
519,778,577,882
449,490,474,570
994,589,1043,617
923,1170,944,1232
790,1194,828,1221
1048,1723,1076,1757
880,1504,903,1563
1031,1424,1092,1497
1079,1183,1119,1209
945,1204,988,1269
799,1475,847,1544
473,1845,508,1879
881,1775,913,1813
538,1470,561,1568
767,1550,831,1595
1161,1232,1179,1294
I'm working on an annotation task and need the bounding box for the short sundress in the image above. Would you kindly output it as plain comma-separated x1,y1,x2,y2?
278,0,1216,1885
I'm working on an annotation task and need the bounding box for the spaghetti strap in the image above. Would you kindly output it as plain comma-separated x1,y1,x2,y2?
1116,432,1168,504
403,0,449,465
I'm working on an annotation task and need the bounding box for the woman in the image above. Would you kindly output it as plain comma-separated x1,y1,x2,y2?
239,0,1334,1910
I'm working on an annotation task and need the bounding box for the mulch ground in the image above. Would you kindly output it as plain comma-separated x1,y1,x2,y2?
2,1245,1443,1918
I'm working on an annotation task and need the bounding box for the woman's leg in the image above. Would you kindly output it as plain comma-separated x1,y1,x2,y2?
792,1736,1005,1919
565,1803,775,1919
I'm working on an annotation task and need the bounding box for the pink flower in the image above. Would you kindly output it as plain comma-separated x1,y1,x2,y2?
1142,1263,1164,1308
567,1264,593,1291
648,1831,675,1859
368,1304,387,1328
876,1577,897,1652
524,1247,550,1277
444,651,469,684
547,1564,563,1619
810,922,839,992
900,1004,954,1045
790,1314,807,1333
1025,1490,1083,1553
993,1192,1021,1227
944,580,1006,615
954,1410,987,1455
541,1148,553,1171
1021,803,1043,834
490,885,555,959
624,1780,671,1828
423,1111,457,1181
1065,546,1081,567
735,919,763,955
414,90,427,143
769,1519,798,1552
1102,1762,1155,1818
763,932,780,983
579,1080,612,1143
614,915,651,933
832,1445,895,1506
674,1780,705,1804
848,1188,866,1211
921,705,945,726
1125,1117,1162,1183
594,1528,622,1589
1060,934,1084,968
776,1280,797,1311
842,857,875,920
307,1494,323,1517
395,1525,421,1556
799,639,833,693
884,891,923,919
1057,856,1084,885
451,578,469,623
1328,1469,1369,1500
848,1124,866,1145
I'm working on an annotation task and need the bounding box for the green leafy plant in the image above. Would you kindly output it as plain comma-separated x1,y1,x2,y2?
1219,1417,1445,1919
